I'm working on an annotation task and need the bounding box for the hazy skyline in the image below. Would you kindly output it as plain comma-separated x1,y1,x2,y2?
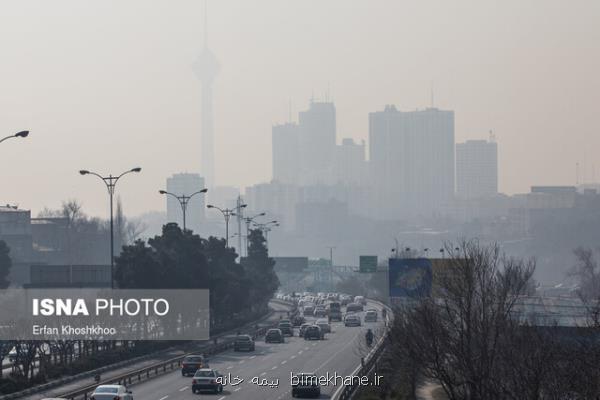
1,0,598,218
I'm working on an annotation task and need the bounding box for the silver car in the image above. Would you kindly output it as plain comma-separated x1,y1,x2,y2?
91,385,132,400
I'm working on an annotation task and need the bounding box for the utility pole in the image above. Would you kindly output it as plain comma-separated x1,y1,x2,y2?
235,196,246,257
327,246,335,267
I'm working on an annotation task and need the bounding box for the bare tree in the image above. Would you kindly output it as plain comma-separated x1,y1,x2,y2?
125,218,147,243
569,246,600,302
391,240,535,400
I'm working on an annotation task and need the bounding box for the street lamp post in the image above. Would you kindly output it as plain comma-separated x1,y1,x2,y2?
253,220,279,246
79,167,141,289
159,188,208,231
207,204,244,248
244,212,266,256
0,130,29,145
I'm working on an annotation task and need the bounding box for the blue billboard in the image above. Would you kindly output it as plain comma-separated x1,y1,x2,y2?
388,258,432,298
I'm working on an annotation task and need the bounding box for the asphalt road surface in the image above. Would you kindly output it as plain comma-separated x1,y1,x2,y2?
125,302,386,400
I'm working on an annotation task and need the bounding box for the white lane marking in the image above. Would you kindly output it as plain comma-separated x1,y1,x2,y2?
178,386,188,392
304,347,309,350
249,355,256,359
234,387,242,392
271,366,277,370
298,350,303,354
159,396,169,400
312,343,317,346
227,366,233,369
239,360,245,364
260,372,267,376
291,355,296,359
218,396,226,400
281,360,287,365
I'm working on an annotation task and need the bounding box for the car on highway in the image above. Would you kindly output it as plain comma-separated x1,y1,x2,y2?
181,354,207,376
291,373,321,398
364,309,378,322
313,305,327,317
354,295,367,306
327,301,342,321
91,385,132,400
266,328,285,343
192,368,223,394
340,295,352,306
304,325,323,340
298,323,311,337
233,334,255,351
278,321,294,336
346,302,364,312
344,314,362,327
303,305,315,316
315,318,331,334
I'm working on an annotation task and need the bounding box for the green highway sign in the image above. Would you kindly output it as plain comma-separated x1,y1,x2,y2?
359,255,378,273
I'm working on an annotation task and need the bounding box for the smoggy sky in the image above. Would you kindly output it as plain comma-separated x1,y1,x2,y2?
1,0,599,218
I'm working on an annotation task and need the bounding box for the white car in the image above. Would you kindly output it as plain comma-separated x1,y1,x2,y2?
364,309,378,322
91,385,132,400
344,314,362,327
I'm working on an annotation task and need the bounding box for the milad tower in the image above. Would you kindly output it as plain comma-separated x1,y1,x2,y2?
193,0,219,189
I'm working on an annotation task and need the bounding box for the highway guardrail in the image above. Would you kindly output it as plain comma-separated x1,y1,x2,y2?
332,299,392,400
0,300,294,400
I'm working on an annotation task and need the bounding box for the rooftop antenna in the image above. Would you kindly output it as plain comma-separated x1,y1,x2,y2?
489,129,496,142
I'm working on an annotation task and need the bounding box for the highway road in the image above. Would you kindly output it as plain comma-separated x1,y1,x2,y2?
126,302,386,400
17,302,292,400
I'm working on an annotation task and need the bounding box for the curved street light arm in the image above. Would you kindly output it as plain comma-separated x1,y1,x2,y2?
188,189,208,200
0,131,29,145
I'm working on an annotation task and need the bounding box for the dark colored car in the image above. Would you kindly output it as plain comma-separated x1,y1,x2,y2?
313,306,327,318
303,325,323,340
303,306,315,316
298,323,311,337
234,335,255,351
346,302,364,312
292,373,321,398
266,328,285,343
181,355,206,377
278,321,294,336
192,368,223,394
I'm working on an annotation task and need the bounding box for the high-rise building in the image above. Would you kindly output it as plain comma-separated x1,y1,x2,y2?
272,122,300,184
369,105,455,219
334,138,367,186
298,101,336,185
456,139,498,199
165,173,206,232
245,181,303,230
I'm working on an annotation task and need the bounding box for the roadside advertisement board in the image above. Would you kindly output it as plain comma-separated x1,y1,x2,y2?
388,258,432,298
